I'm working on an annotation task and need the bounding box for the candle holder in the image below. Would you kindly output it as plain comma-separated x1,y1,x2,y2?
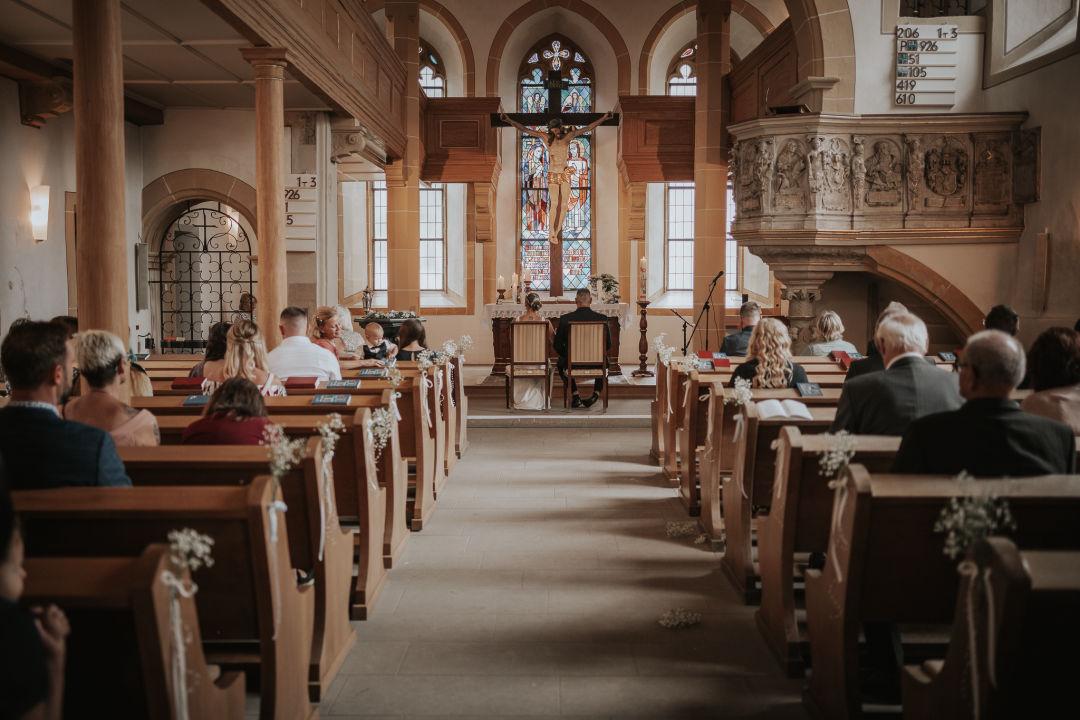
497,288,506,304
631,300,654,377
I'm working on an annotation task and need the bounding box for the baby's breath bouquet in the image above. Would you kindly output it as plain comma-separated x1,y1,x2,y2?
261,424,307,489
167,528,215,573
818,431,857,479
385,364,403,388
367,407,394,459
650,333,675,367
441,339,459,358
317,413,346,460
934,472,1017,560
725,377,753,407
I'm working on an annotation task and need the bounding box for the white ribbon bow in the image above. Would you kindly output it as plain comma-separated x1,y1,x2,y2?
421,374,434,428
317,455,337,563
958,559,998,719
160,570,198,720
826,479,847,583
390,391,402,422
266,499,288,639
732,412,746,444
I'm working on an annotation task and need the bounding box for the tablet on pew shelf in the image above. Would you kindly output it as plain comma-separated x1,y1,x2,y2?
756,398,812,420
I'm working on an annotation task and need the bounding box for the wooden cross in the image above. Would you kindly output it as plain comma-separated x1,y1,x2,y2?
492,68,618,297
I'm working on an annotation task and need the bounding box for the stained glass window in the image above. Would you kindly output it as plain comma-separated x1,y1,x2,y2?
667,41,697,96
518,36,594,292
418,40,445,97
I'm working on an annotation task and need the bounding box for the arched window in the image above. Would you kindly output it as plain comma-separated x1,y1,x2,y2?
419,40,445,97
662,42,740,306
518,35,594,293
667,41,697,96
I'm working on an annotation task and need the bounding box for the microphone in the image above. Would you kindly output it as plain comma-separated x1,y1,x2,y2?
710,270,724,285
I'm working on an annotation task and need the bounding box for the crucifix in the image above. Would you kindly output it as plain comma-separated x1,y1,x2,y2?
493,67,618,297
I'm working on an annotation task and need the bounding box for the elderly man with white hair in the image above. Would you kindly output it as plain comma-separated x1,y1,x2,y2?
832,312,962,435
893,329,1076,475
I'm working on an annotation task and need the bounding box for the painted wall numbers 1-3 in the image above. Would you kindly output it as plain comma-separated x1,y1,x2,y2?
894,24,957,107
285,174,318,251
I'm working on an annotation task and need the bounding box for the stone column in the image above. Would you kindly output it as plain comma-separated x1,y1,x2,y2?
385,1,421,311
241,48,289,349
73,0,128,341
472,181,497,304
774,268,834,351
692,0,731,350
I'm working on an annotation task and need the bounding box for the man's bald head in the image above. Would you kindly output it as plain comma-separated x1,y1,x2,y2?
961,330,1026,398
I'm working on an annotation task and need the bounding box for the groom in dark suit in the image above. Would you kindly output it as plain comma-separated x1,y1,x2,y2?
0,321,130,489
554,289,610,408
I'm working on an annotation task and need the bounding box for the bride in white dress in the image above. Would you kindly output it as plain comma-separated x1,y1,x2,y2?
513,293,554,410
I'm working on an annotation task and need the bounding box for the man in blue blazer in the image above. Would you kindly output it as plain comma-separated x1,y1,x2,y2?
0,321,130,489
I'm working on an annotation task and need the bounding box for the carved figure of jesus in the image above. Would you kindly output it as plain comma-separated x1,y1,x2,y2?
500,111,613,244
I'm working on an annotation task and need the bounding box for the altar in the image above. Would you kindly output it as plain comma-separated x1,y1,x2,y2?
482,302,632,376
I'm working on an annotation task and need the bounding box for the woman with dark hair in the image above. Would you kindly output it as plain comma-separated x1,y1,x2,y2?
1,458,71,720
1020,327,1080,433
62,330,160,446
181,377,274,445
394,318,428,361
189,321,231,378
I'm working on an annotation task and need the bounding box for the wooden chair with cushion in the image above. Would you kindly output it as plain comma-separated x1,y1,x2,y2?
565,321,609,411
506,320,554,409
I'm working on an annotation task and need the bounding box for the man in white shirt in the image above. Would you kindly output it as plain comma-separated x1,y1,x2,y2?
267,306,342,381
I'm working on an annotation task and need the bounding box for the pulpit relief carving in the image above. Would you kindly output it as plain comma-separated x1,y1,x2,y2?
865,139,903,207
806,136,850,212
973,134,1010,210
773,138,806,212
923,136,969,209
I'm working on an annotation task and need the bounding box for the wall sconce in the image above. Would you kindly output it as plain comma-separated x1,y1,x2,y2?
30,185,49,243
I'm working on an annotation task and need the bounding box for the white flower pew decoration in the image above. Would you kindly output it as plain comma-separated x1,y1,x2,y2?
366,407,394,462
934,472,1017,717
384,365,404,421
162,528,215,720
315,413,347,561
260,423,306,638
724,377,754,445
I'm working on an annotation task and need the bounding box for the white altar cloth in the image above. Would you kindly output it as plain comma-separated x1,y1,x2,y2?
482,302,632,330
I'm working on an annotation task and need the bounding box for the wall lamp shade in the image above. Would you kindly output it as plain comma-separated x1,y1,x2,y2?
30,185,49,243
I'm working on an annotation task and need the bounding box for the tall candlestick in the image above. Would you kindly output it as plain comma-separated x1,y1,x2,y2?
497,274,506,290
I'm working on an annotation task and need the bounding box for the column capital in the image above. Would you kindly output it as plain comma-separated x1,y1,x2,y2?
241,47,290,71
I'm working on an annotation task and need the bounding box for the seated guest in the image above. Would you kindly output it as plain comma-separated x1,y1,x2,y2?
336,305,366,355
311,306,384,366
893,330,1075,475
189,321,230,378
128,362,153,398
49,315,78,338
720,301,760,357
984,303,1020,335
0,321,130,488
728,318,808,389
1020,327,1080,434
362,322,398,362
394,318,429,362
205,319,286,396
61,331,159,447
1,463,71,720
181,378,274,445
846,301,909,379
513,293,555,410
554,289,610,408
267,307,341,382
803,310,859,357
832,313,962,435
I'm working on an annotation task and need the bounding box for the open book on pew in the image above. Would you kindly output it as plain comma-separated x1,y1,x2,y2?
828,350,863,369
756,398,813,420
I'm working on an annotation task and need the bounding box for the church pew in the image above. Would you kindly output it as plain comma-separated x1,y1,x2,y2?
650,356,669,465
720,402,836,604
697,382,843,542
13,478,316,720
22,544,246,720
901,538,1080,720
452,355,469,458
802,466,1080,720
756,429,902,676
135,373,439,532
118,438,359,699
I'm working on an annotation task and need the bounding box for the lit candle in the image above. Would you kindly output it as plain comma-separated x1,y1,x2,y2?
497,274,505,290
639,256,648,300
640,256,647,273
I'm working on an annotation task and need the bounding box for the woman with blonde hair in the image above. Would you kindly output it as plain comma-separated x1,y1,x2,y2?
310,305,385,366
803,309,859,356
203,319,284,396
727,317,809,389
62,330,160,446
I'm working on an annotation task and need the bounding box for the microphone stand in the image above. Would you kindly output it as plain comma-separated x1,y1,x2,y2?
670,309,694,354
685,272,722,353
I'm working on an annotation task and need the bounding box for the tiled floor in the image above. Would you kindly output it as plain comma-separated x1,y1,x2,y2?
316,426,808,718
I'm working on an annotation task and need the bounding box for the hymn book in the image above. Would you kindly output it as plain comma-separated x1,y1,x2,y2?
312,394,350,406
327,379,362,389
756,399,813,420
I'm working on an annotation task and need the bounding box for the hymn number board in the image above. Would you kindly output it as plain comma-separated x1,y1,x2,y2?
894,24,958,107
285,173,318,252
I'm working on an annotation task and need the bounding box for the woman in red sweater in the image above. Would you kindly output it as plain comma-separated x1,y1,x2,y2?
182,377,274,445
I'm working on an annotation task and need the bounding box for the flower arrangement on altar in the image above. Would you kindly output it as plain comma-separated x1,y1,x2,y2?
935,472,1017,560
360,309,416,320
817,431,857,479
588,273,621,303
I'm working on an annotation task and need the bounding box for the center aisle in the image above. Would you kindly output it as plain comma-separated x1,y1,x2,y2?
317,427,807,718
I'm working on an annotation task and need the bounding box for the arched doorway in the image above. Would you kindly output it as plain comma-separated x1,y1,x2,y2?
150,201,257,353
